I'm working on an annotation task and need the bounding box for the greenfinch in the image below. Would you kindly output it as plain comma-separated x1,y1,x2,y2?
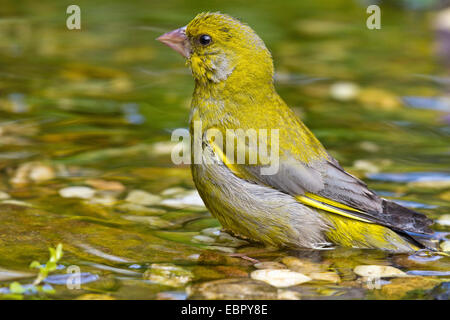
157,12,439,253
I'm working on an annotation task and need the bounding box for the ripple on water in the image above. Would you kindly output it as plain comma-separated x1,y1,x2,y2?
402,96,450,112
368,172,450,183
44,272,100,285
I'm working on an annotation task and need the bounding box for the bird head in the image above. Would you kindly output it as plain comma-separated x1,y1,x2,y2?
157,12,274,87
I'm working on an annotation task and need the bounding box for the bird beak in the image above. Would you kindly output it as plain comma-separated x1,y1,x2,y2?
156,26,191,58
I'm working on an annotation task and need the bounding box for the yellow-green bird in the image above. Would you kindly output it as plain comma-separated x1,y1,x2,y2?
157,12,438,253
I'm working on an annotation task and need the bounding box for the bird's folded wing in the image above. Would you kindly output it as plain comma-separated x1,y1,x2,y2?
209,139,433,235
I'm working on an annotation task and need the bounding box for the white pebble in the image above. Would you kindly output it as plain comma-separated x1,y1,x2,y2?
436,214,450,226
125,190,161,206
160,190,205,208
0,191,11,200
330,82,360,101
354,265,407,278
59,186,96,199
251,269,311,288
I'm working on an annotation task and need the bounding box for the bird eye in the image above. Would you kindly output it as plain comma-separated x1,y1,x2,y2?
199,34,212,45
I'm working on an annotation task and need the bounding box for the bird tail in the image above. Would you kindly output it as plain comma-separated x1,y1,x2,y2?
402,230,449,257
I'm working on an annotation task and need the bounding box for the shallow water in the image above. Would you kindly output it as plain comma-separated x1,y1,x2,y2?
0,0,449,299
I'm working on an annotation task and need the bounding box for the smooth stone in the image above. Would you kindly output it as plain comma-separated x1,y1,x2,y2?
201,227,222,237
0,191,10,200
281,256,324,273
85,179,125,191
377,277,440,299
354,265,408,278
160,187,186,196
187,278,278,300
160,190,205,209
59,186,96,199
205,246,236,253
277,289,302,300
437,215,450,226
192,235,216,244
29,164,55,182
10,162,55,184
143,263,193,287
250,269,311,288
440,241,450,252
125,190,162,206
330,82,360,101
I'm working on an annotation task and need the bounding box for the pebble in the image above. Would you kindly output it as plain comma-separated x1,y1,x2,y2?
160,190,205,209
85,179,125,192
377,277,440,299
125,190,162,206
201,227,222,237
205,246,236,253
192,235,216,244
28,164,55,182
358,141,380,153
440,241,450,252
143,263,193,287
152,141,179,155
59,186,96,199
281,256,324,273
187,278,278,300
250,269,311,288
11,162,55,185
0,191,11,200
160,187,186,196
215,232,249,247
330,82,360,101
437,215,450,227
277,289,302,300
354,265,408,278
353,159,380,174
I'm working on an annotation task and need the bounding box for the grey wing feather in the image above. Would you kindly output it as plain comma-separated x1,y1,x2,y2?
242,155,433,235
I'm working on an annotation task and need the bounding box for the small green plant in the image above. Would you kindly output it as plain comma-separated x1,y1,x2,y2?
29,243,64,285
4,243,63,297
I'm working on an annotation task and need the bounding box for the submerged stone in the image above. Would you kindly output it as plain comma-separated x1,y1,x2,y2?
59,186,96,199
250,269,311,288
143,263,193,287
187,278,278,300
354,265,408,278
125,190,162,206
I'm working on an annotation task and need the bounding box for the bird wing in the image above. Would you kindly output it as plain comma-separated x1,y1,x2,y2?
208,132,434,236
